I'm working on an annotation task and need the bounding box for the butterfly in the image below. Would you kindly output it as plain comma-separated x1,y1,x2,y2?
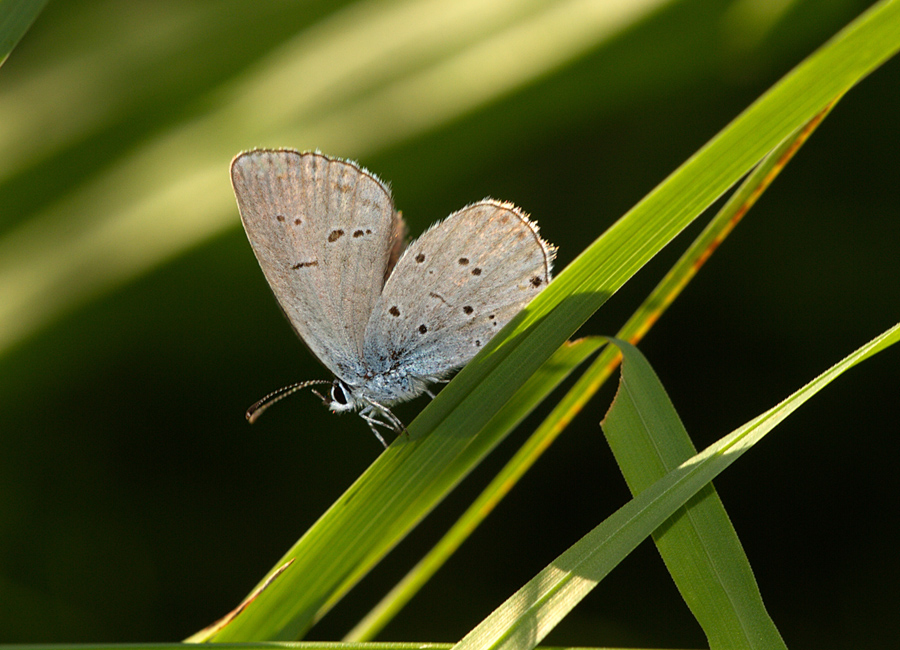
231,149,555,446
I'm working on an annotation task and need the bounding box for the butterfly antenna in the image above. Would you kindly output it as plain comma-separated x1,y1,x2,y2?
246,380,332,423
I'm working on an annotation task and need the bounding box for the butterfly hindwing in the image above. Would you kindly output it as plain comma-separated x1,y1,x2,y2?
363,200,555,381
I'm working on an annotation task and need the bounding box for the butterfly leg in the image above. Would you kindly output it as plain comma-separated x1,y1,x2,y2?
358,403,405,448
357,408,389,448
368,400,406,431
359,400,408,445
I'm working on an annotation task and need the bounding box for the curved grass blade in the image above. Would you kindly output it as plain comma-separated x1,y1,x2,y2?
453,324,900,650
196,337,603,642
344,92,841,642
602,339,785,649
210,2,900,640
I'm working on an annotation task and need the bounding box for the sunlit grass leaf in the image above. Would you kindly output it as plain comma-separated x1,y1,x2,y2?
198,336,604,642
603,339,785,650
345,337,605,641
453,325,900,650
208,1,900,641
345,97,841,641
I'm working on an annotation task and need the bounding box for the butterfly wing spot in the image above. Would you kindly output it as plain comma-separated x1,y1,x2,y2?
276,213,303,226
328,229,344,242
471,267,482,276
419,324,427,334
353,229,364,237
463,305,474,315
389,306,401,317
458,257,469,265
530,276,543,287
415,253,425,263
475,340,482,347
291,260,318,270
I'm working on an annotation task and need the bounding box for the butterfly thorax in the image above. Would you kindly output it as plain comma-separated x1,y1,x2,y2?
330,360,436,411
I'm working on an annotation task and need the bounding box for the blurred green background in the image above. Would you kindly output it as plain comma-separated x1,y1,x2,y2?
1,0,898,646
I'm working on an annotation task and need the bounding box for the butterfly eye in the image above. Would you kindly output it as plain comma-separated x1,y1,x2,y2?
331,381,349,406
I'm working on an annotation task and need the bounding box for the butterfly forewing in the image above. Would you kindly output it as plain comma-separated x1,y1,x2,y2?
364,200,555,380
231,150,405,377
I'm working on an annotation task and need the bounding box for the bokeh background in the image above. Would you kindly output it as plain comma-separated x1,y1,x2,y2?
1,0,898,647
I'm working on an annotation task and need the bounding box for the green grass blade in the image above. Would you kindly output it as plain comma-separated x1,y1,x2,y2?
209,2,900,641
345,89,842,643
513,96,844,453
458,337,605,452
0,0,47,67
453,324,900,650
602,339,785,649
200,338,603,642
399,0,899,473
344,337,603,641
